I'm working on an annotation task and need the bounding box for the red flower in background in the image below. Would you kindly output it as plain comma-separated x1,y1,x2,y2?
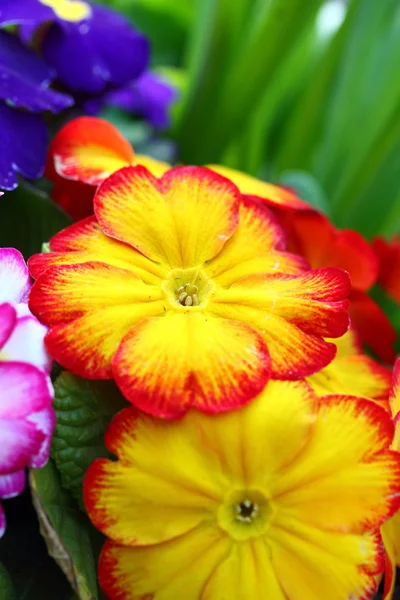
373,236,400,305
275,210,396,363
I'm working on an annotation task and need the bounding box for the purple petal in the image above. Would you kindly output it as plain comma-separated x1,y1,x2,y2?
0,247,31,303
0,0,54,26
43,5,149,93
27,406,56,468
2,315,52,373
107,71,177,129
0,502,5,537
0,417,44,474
0,303,16,348
0,31,73,113
0,469,25,499
0,362,53,419
0,104,48,190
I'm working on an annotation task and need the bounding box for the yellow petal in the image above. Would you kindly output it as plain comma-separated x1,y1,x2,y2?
268,519,380,600
205,196,307,287
94,165,240,268
202,539,286,600
274,396,400,531
99,525,231,600
135,154,170,177
207,164,309,209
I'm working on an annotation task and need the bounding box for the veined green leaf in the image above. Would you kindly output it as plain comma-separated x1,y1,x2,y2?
51,372,127,509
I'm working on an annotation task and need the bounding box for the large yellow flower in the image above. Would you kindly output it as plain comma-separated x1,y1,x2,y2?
381,359,400,599
84,379,400,600
29,165,350,418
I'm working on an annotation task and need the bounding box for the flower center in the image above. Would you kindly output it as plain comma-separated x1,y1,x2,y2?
218,489,273,541
162,268,215,310
175,283,199,307
235,498,259,523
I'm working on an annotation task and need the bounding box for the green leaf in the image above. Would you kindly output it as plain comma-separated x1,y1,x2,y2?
0,182,72,259
51,373,128,508
30,460,99,600
0,563,16,600
278,170,330,214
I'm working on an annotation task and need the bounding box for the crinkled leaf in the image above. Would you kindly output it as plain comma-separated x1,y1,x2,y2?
52,373,127,508
29,460,99,600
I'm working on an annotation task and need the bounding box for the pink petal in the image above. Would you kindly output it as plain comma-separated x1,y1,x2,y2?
0,303,16,348
0,248,31,303
2,315,52,373
27,406,56,468
0,362,53,419
0,418,44,474
0,469,25,499
0,502,5,537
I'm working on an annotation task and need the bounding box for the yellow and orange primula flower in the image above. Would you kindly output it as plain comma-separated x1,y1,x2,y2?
84,379,400,600
381,360,400,600
29,165,350,418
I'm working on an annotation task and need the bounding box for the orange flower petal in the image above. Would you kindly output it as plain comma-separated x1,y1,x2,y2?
205,196,308,287
29,262,165,378
112,312,270,418
99,528,231,600
349,290,397,363
94,165,240,268
373,235,400,304
28,216,166,284
29,262,163,325
274,397,400,531
207,164,310,210
48,116,134,185
211,267,350,378
215,267,350,337
280,211,378,291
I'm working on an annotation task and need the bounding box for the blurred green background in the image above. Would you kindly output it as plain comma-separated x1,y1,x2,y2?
98,0,399,239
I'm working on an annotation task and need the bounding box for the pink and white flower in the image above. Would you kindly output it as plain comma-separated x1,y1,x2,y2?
0,248,54,537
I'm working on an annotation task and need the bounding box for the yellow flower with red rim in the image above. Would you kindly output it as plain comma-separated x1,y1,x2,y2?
29,165,350,418
84,379,400,600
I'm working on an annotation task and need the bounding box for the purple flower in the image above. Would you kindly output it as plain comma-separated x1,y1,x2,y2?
0,0,150,95
106,71,178,130
0,30,73,190
0,248,54,537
